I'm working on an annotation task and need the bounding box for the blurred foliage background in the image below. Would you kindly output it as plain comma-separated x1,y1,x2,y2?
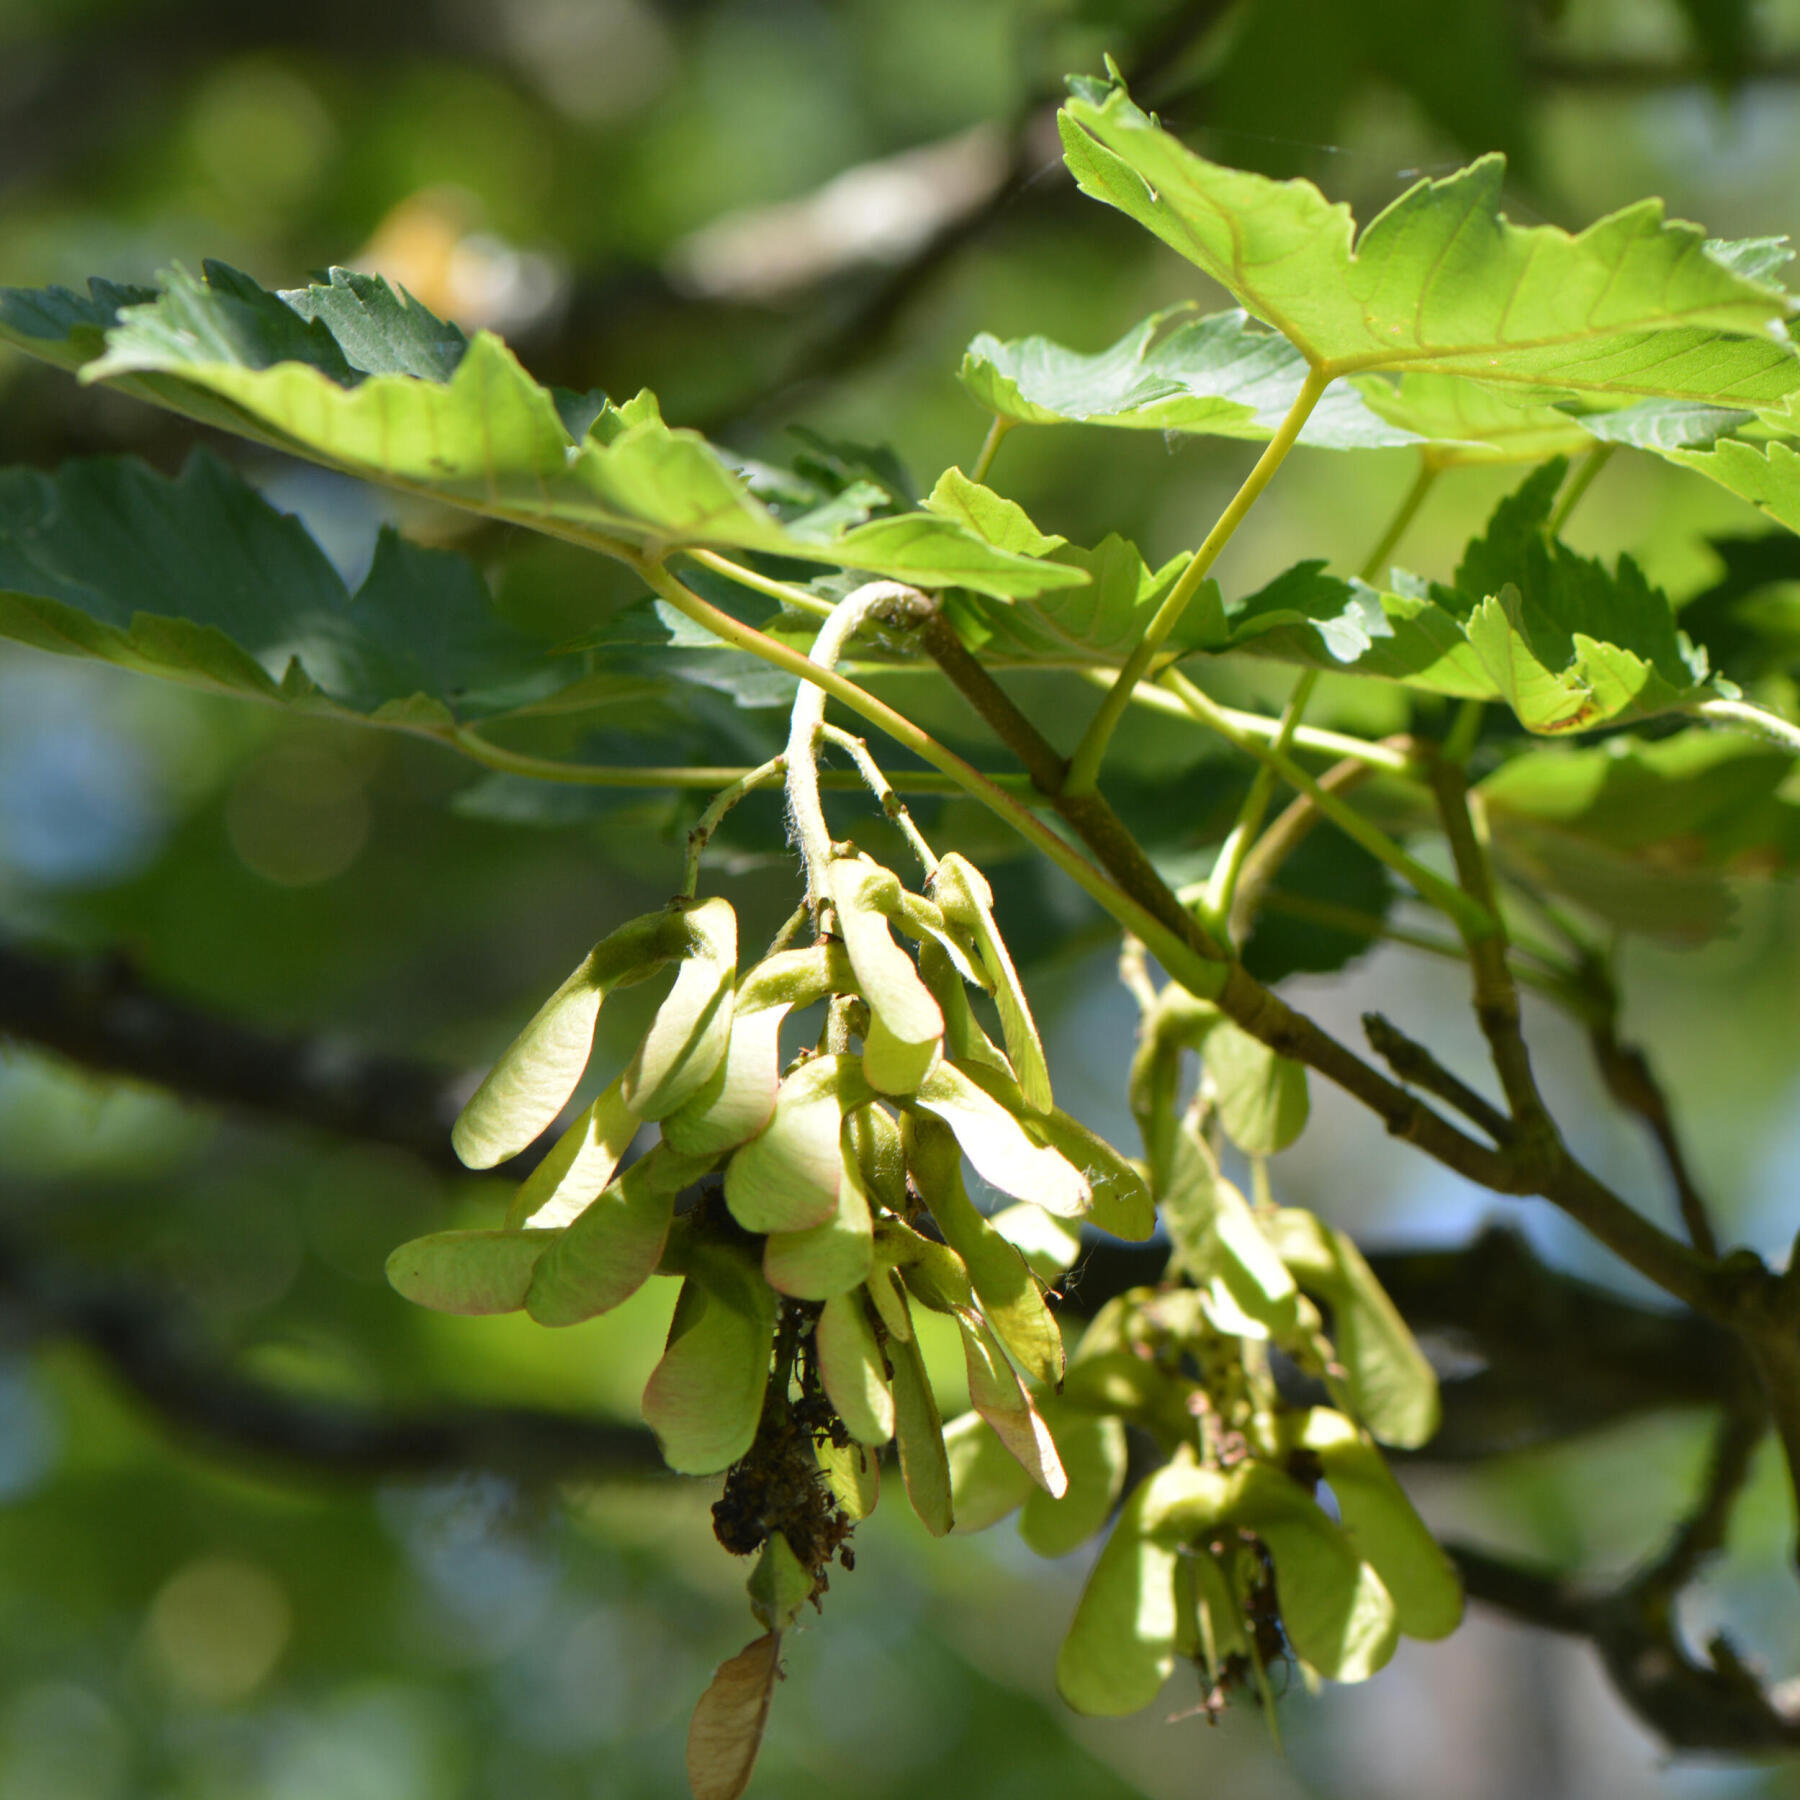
3,0,1800,1794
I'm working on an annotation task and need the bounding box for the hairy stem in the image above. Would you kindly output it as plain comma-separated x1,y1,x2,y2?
970,415,1013,484
785,582,917,905
1549,442,1617,536
1694,696,1800,755
684,757,787,896
818,723,938,876
636,558,1222,991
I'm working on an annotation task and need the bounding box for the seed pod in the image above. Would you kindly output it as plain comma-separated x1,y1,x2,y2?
453,908,689,1169
385,1228,554,1315
1056,1467,1189,1715
1019,1402,1127,1558
828,856,942,1093
906,1113,1063,1385
1160,1118,1297,1337
864,1263,912,1342
1190,1547,1251,1678
887,1320,953,1536
915,939,1014,1082
955,1062,1153,1240
989,1204,1083,1283
687,1632,779,1800
958,1309,1066,1496
1151,1458,1400,1683
909,1061,1089,1216
622,896,738,1119
844,1101,906,1212
746,1532,814,1633
878,1218,975,1314
1201,1018,1310,1155
943,1412,1033,1532
1282,1408,1463,1640
526,1143,716,1327
506,1075,639,1229
816,1287,895,1446
762,1129,874,1300
931,853,1052,1113
1270,1207,1440,1449
724,1055,872,1234
816,1435,880,1521
642,1241,778,1475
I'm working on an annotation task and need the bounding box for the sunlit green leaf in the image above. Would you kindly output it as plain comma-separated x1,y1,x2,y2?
1059,74,1800,411
960,308,1417,448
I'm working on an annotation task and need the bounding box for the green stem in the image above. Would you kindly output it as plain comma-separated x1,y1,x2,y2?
971,416,1013,485
1062,366,1333,797
684,757,787,896
633,556,1224,995
1549,443,1616,537
818,723,938,876
1107,679,1419,773
683,548,838,620
1693,695,1800,755
1200,670,1319,935
1159,668,1495,940
1358,460,1440,586
442,724,1006,794
1442,698,1486,766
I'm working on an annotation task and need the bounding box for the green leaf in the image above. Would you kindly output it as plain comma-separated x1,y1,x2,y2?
959,308,1417,448
1666,436,1800,539
641,1242,778,1475
2,262,1085,600
1359,374,1594,466
1478,728,1800,874
945,526,1197,667
0,452,555,721
1206,465,1733,733
452,909,690,1170
525,1145,714,1327
385,1228,554,1316
1272,1208,1440,1448
1059,75,1800,411
0,275,156,372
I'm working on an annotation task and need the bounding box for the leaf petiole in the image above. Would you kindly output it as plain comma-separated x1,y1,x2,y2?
1061,366,1333,798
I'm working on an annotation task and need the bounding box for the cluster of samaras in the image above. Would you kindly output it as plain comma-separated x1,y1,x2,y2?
389,840,1461,1707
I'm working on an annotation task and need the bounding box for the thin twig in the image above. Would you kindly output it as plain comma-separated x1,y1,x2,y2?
1362,1012,1514,1145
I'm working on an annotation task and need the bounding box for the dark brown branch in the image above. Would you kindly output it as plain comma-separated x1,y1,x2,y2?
0,1236,664,1484
1587,992,1720,1258
1452,1543,1800,1753
1361,1010,1515,1146
0,940,474,1176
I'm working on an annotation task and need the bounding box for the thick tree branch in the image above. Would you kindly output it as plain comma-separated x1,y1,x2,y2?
0,940,473,1176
